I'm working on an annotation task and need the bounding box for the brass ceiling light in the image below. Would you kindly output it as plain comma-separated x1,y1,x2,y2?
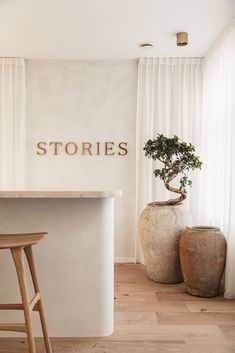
176,32,188,46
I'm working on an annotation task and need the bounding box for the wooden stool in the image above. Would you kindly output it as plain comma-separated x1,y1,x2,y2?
0,233,52,353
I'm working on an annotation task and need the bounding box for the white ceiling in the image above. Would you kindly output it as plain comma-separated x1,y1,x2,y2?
0,0,235,59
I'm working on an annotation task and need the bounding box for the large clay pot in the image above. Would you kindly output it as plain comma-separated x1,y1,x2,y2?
140,203,192,284
180,226,227,297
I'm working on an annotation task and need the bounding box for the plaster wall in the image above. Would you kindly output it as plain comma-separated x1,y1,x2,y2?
25,60,138,261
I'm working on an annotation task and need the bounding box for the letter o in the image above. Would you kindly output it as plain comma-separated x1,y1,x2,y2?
65,142,78,156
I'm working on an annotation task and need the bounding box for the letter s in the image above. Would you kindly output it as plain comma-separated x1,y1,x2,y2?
37,142,47,155
118,142,128,156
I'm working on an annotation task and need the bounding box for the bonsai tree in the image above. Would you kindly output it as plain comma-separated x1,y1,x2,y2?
144,134,202,206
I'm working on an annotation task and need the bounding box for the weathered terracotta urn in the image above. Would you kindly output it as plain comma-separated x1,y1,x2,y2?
180,226,227,297
140,203,192,284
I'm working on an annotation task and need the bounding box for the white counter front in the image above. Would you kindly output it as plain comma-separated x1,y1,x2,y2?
0,191,120,337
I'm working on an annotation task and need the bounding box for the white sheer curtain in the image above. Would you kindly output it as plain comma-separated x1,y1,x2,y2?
136,57,203,262
0,58,26,189
198,21,235,298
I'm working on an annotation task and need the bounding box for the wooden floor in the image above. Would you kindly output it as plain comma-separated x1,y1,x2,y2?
1,263,235,353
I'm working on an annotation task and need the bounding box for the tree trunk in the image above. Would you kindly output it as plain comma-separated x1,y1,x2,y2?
164,181,187,205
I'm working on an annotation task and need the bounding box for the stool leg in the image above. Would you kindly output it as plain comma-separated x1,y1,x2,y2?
11,247,36,353
24,246,52,353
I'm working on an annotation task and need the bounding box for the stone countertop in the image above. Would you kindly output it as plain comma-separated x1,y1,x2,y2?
0,190,122,198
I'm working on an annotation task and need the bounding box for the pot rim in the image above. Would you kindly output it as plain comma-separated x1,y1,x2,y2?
187,226,220,232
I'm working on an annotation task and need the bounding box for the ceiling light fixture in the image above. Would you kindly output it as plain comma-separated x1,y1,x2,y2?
139,42,154,48
176,32,188,46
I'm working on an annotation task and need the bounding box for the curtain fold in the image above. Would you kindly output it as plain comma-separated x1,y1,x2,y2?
0,58,25,189
199,22,235,298
136,57,203,263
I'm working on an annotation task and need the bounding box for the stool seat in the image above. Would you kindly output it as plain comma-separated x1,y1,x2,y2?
0,232,47,249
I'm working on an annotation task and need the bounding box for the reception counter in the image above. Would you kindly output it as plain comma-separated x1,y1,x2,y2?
0,190,121,337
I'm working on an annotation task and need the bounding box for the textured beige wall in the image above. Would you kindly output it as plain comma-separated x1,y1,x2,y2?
25,60,137,261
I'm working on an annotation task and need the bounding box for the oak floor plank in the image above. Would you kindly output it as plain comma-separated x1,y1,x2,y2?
115,302,189,312
110,323,226,342
1,338,235,353
156,312,235,325
156,291,225,302
184,342,235,353
187,301,235,313
219,325,235,341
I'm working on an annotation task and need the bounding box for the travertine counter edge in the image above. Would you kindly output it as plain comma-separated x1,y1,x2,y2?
0,190,122,198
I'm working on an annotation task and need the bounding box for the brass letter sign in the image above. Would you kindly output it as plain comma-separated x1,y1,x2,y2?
37,141,128,156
